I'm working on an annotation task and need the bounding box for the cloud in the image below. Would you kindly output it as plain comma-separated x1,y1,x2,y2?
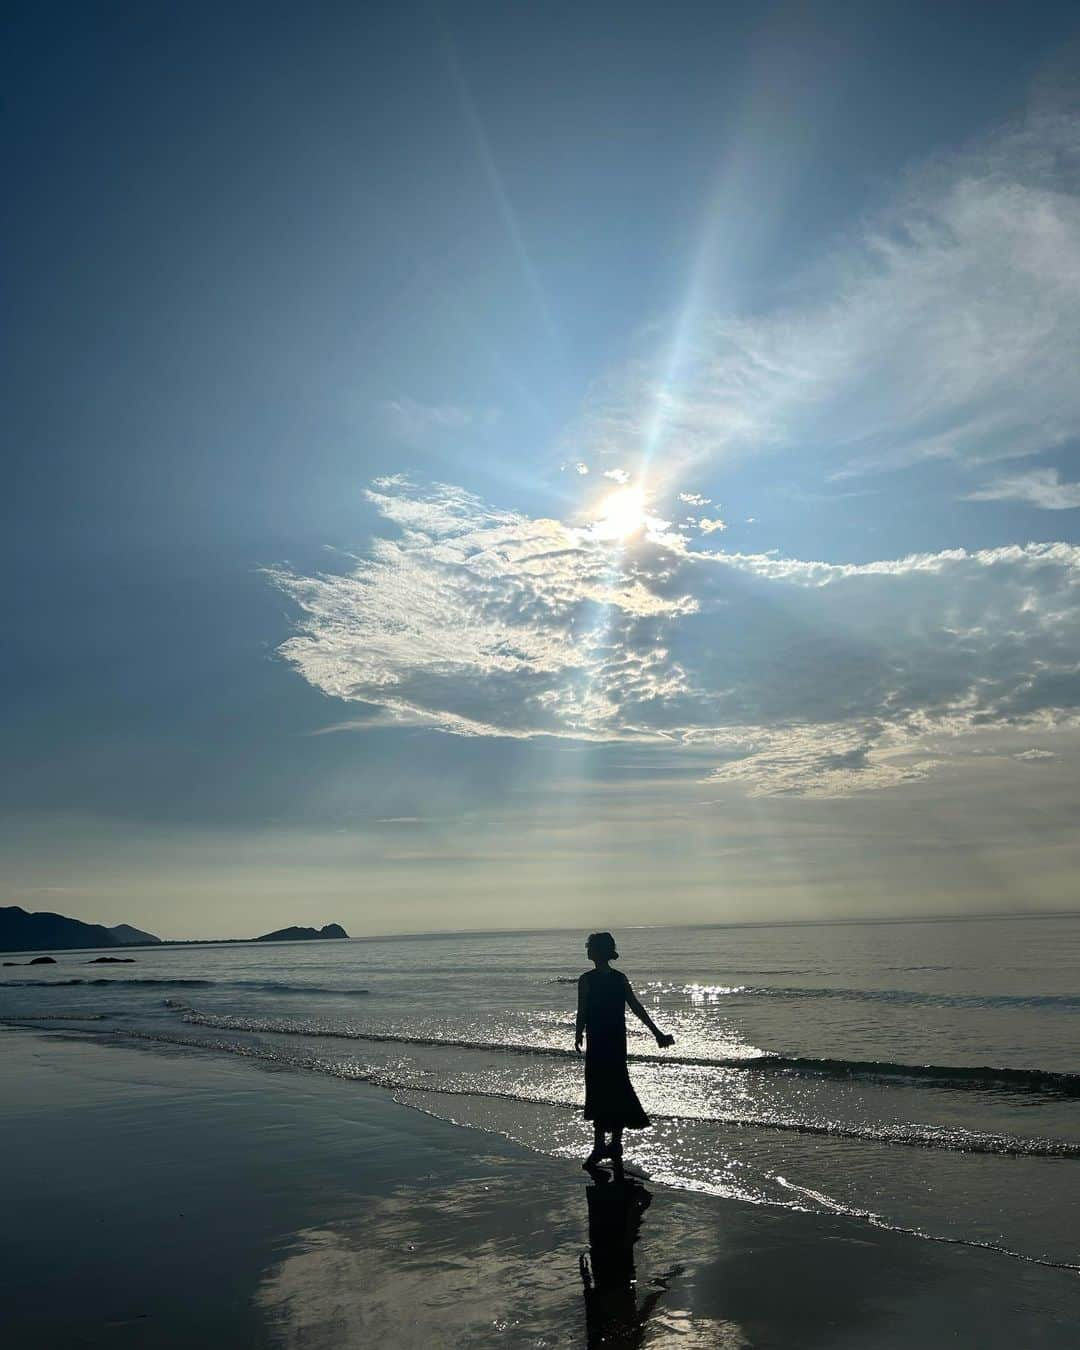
604,468,631,484
678,491,711,506
1013,748,1058,762
381,399,498,448
966,468,1080,509
570,107,1080,485
696,517,727,534
575,462,590,475
269,480,1080,797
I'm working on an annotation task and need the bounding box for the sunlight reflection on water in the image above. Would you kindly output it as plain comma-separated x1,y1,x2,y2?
3,918,1078,1265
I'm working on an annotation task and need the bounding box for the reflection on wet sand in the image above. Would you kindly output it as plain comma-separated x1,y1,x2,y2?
581,1174,667,1346
254,1168,747,1348
580,1171,747,1349
256,1173,582,1348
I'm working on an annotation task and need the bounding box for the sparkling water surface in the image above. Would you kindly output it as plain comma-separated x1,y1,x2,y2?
3,916,1078,1268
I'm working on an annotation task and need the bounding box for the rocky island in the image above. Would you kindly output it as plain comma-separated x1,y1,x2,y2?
254,924,349,943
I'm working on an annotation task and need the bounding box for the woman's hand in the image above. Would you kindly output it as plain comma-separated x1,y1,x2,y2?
575,1034,584,1054
655,1031,675,1049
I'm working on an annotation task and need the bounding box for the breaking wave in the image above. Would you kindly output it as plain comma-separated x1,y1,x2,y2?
170,1007,1080,1098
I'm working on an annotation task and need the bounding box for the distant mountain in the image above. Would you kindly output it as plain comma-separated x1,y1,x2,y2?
0,905,162,953
0,904,346,952
254,923,349,943
109,923,161,946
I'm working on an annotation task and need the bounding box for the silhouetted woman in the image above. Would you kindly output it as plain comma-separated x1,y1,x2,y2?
575,932,674,1173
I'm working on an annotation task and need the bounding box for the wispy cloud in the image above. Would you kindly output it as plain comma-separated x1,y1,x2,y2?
270,480,1080,797
966,467,1080,509
570,107,1080,487
381,399,499,449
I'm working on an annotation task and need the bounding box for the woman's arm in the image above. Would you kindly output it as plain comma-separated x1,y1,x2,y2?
623,974,675,1047
575,973,587,1052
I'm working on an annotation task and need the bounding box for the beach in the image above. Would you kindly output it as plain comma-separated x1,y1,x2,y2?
3,920,1078,1266
9,0,1080,1342
3,1024,1077,1348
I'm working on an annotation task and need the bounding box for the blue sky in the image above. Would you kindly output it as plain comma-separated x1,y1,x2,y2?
5,2,1080,937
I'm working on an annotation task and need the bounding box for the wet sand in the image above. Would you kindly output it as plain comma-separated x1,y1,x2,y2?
1,1025,1076,1347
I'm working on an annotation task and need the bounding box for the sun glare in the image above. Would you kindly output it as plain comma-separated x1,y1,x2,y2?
593,486,647,540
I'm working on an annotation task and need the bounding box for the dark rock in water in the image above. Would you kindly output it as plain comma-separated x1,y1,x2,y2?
89,956,136,963
254,923,349,943
3,961,23,966
29,956,58,964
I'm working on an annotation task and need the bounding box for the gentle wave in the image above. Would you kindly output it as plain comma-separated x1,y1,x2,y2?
81,1024,1080,1160
387,1086,1080,1158
230,982,371,996
392,1093,1080,1272
767,1055,1080,1096
767,1175,1080,1273
0,978,369,995
555,979,1080,1009
550,969,813,984
0,978,216,988
171,1008,1080,1098
883,965,958,973
754,986,1080,1011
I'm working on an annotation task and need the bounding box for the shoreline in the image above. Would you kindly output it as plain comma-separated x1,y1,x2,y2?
3,1025,1078,1347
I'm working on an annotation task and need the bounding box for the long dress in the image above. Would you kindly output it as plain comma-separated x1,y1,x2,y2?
580,967,650,1130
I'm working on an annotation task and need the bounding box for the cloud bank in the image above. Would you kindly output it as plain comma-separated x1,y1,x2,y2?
269,481,1080,796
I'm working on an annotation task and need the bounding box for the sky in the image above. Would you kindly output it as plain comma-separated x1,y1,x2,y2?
5,1,1080,938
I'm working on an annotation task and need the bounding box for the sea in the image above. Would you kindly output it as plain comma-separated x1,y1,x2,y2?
2,916,1078,1271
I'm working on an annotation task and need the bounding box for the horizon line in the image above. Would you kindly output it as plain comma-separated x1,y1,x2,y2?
155,906,1080,946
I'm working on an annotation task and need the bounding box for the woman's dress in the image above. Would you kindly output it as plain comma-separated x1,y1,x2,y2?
580,967,650,1130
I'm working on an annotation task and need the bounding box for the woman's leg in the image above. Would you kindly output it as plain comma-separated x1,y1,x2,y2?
609,1127,624,1176
583,1124,606,1168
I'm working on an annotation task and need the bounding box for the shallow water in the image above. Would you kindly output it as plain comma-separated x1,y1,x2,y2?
3,915,1078,1267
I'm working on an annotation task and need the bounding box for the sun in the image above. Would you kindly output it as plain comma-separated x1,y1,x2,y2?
593,486,647,540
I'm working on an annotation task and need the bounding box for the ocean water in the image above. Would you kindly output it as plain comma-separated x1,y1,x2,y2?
3,916,1078,1270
